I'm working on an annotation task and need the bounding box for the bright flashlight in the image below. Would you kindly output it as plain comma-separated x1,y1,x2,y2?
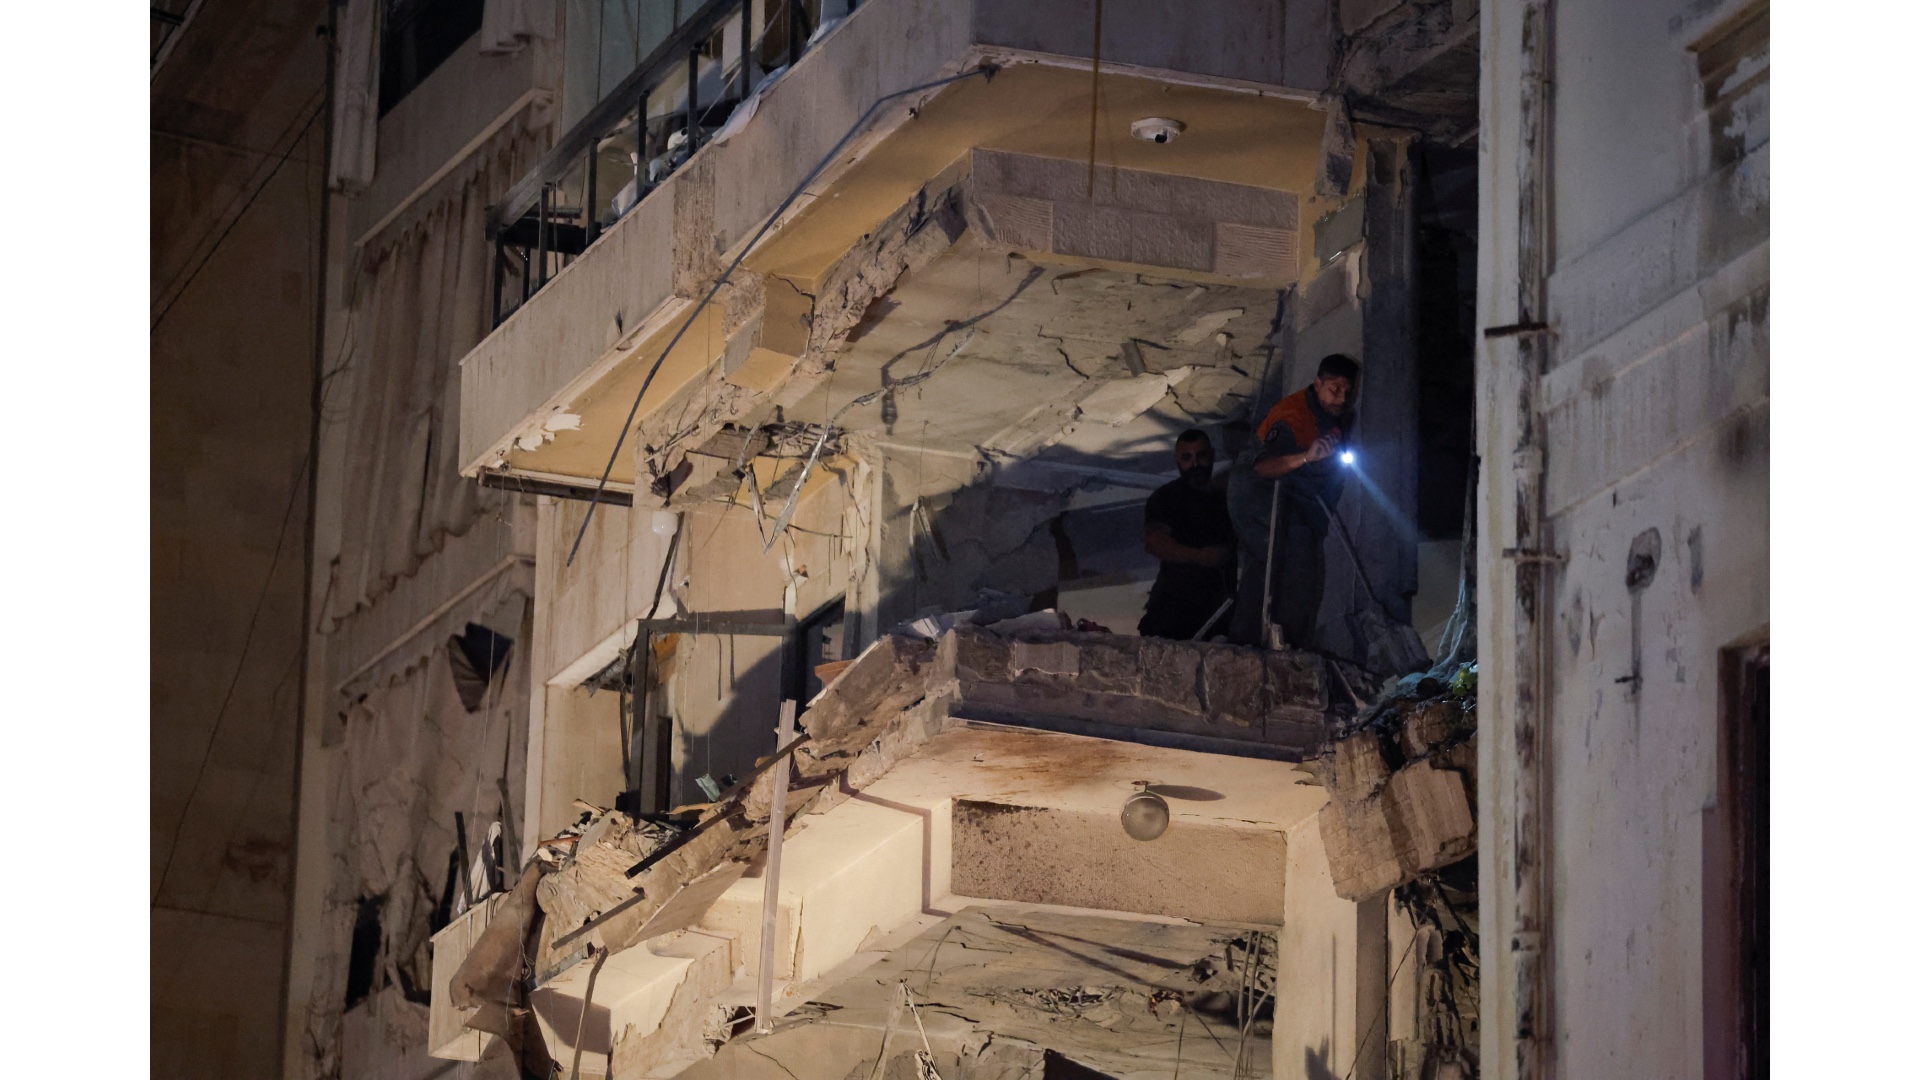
1340,450,1355,466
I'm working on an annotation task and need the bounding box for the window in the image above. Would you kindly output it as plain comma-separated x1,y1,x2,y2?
379,0,486,116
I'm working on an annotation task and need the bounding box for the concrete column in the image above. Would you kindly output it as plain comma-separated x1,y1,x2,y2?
1355,135,1421,627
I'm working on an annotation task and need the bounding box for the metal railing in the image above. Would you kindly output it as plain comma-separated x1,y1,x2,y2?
488,0,840,327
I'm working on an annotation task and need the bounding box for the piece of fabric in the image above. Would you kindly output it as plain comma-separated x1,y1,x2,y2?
1139,478,1236,640
330,0,380,192
478,0,557,55
326,122,544,631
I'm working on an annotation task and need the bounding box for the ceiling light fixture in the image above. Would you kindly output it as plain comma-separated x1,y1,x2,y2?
1130,117,1186,145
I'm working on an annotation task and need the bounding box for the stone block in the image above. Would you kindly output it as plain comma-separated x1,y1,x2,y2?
1383,762,1475,873
1265,649,1328,711
1010,639,1081,679
1200,645,1267,731
1264,707,1326,755
1318,795,1403,902
1326,732,1391,804
1138,637,1204,714
800,635,936,756
946,626,1011,684
1076,634,1142,694
1400,698,1466,757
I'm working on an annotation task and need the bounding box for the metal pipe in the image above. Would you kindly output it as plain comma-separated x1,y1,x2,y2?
491,234,506,326
1260,483,1281,648
585,139,599,246
536,184,550,287
1510,3,1557,1079
686,49,700,151
755,699,798,1033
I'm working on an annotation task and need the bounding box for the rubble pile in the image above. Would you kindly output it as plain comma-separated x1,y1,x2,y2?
1306,665,1478,901
1307,662,1481,1080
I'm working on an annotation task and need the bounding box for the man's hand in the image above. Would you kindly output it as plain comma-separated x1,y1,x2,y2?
1254,434,1339,479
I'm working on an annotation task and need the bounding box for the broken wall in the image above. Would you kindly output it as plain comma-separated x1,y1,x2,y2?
1476,2,1767,1078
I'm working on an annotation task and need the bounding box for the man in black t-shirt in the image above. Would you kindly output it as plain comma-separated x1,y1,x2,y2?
1139,430,1237,639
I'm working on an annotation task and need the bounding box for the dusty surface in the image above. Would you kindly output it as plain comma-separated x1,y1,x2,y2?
683,906,1276,1079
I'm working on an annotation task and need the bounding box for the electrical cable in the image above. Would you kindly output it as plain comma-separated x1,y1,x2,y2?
152,91,325,333
567,62,1000,566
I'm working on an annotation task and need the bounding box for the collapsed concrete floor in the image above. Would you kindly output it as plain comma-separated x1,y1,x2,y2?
684,906,1276,1080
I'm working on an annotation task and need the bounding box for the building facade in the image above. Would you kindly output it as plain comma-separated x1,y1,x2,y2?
156,0,1768,1077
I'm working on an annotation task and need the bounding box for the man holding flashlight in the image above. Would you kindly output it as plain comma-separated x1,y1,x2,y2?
1227,353,1359,648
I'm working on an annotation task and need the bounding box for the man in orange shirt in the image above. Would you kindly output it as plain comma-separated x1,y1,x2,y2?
1227,354,1359,648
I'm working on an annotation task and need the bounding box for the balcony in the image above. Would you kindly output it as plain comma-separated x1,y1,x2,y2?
456,0,1343,499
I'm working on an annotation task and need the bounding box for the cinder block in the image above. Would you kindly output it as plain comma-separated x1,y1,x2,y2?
1327,732,1391,804
1010,639,1081,678
1318,795,1403,901
1384,762,1475,872
1077,635,1142,694
1265,649,1328,710
1400,699,1466,757
1200,645,1267,730
1138,637,1204,714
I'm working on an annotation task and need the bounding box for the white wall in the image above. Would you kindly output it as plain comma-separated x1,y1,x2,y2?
1477,2,1767,1078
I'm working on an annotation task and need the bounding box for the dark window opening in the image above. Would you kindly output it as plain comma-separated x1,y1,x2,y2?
1706,640,1767,1080
1412,140,1478,541
379,0,486,116
448,621,515,712
784,597,847,711
344,893,387,1010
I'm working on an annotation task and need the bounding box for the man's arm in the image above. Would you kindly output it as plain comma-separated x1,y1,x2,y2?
1253,433,1338,479
1144,521,1232,567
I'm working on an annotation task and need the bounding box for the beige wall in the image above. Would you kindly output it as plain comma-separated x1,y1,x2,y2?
152,3,330,1077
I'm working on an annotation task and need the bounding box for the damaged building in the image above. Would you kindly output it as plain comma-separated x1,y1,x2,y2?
149,0,1765,1078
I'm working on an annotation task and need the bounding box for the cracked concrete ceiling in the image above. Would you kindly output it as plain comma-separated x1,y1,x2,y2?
781,233,1282,477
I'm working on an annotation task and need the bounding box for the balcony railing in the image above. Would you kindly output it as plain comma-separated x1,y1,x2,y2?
488,0,846,327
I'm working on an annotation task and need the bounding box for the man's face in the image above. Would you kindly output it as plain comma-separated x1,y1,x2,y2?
1313,374,1353,415
1175,438,1215,486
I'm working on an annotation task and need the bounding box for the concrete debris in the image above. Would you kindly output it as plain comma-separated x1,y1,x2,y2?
449,863,545,1032
1306,665,1479,900
676,907,1267,1079
933,625,1333,758
793,634,939,780
534,809,684,944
